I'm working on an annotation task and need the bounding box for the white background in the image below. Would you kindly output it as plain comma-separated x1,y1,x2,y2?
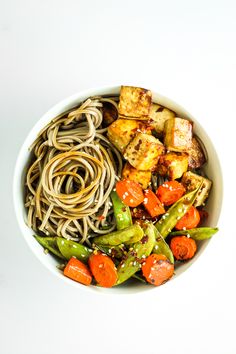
0,0,235,353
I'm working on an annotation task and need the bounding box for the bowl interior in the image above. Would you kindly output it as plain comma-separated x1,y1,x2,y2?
13,86,223,294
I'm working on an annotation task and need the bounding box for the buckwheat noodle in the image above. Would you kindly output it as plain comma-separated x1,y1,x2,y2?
25,97,122,245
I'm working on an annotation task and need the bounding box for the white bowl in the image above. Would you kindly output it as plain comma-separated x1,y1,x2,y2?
13,85,223,294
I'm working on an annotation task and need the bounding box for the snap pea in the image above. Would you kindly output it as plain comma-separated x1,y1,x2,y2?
116,223,156,285
170,227,219,241
155,187,200,239
94,244,125,259
110,191,132,230
153,228,174,263
93,224,144,246
34,235,65,259
132,273,147,283
56,238,92,262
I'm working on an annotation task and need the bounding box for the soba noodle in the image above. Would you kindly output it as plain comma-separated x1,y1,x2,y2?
25,97,122,245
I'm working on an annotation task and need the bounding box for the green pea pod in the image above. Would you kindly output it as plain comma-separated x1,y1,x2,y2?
155,187,200,239
56,238,93,262
170,227,219,241
132,273,147,283
116,223,156,285
110,191,132,230
153,228,174,264
94,244,125,259
93,224,143,246
34,235,65,259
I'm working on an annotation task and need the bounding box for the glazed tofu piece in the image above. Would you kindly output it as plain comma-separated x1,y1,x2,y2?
118,86,152,120
102,101,118,126
124,133,165,171
122,162,151,189
157,152,188,180
187,136,206,169
164,117,192,152
150,103,176,135
181,171,212,207
107,119,151,153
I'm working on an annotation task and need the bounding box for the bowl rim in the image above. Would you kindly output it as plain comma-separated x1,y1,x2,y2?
12,84,223,295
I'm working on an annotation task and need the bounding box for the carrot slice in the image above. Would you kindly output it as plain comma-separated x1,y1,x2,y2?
64,257,92,285
142,254,174,286
143,189,165,218
175,206,200,230
116,179,144,207
89,253,117,288
170,236,197,260
156,181,186,206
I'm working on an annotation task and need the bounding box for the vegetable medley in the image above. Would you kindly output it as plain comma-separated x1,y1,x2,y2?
35,86,219,288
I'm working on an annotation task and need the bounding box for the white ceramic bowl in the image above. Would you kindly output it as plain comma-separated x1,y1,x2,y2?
13,85,223,294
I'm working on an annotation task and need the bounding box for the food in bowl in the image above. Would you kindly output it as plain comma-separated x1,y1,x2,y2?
24,85,219,288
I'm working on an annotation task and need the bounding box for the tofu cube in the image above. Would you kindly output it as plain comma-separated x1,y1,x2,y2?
150,103,176,135
187,136,206,169
107,119,150,153
157,152,189,180
102,101,118,126
124,133,165,171
122,162,151,189
164,117,192,152
181,171,212,207
118,86,152,120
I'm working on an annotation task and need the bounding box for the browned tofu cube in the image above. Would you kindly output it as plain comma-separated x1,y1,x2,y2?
181,171,212,207
157,152,188,180
124,133,165,171
107,119,151,153
122,162,151,189
122,162,152,189
102,101,118,126
118,86,152,120
150,103,176,135
164,117,192,152
187,136,206,169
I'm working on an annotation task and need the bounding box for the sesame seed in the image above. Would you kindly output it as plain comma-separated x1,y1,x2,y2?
121,264,125,268
81,254,85,257
183,227,186,230
143,198,148,205
154,245,158,250
72,245,77,248
98,264,103,268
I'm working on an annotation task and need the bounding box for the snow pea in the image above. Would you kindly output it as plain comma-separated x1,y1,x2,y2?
94,244,125,259
116,223,156,285
34,235,65,259
153,228,174,263
110,191,132,230
93,224,144,246
57,238,92,262
155,187,200,239
170,227,219,241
